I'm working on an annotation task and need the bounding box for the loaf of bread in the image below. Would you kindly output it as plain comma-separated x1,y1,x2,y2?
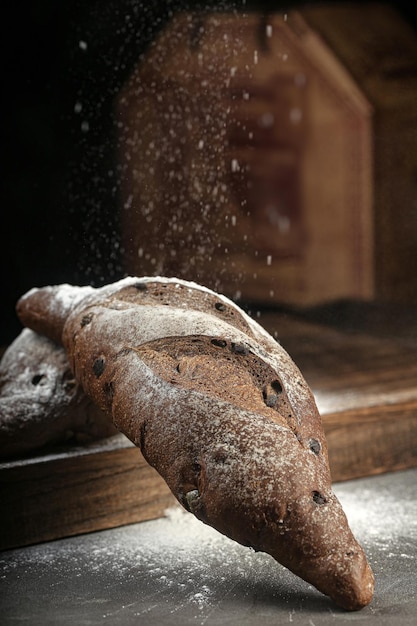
16,276,374,610
0,327,116,459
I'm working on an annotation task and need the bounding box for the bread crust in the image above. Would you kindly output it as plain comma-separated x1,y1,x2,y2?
16,276,374,609
0,328,116,459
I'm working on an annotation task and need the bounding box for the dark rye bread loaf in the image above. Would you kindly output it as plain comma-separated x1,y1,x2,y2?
16,276,374,610
0,328,116,459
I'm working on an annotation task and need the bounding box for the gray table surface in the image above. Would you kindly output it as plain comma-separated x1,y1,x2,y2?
1,468,416,625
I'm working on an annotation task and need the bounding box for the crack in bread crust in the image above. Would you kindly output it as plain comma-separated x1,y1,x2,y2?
128,335,298,433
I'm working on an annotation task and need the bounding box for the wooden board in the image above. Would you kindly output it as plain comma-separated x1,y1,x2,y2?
260,311,417,482
1,309,417,550
0,435,175,551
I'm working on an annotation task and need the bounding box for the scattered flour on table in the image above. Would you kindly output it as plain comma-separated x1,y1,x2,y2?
0,505,258,616
2,472,416,622
334,476,417,561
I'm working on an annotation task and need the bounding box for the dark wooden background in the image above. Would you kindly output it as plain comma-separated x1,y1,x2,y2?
2,1,416,346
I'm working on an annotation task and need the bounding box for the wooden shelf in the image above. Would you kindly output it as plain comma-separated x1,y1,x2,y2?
1,307,417,551
0,435,175,551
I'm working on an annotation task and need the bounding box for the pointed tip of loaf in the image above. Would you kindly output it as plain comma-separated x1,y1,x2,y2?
16,283,94,345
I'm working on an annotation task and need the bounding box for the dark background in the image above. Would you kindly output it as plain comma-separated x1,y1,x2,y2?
2,0,416,346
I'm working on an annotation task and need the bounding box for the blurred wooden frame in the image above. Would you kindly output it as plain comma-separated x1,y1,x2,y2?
117,8,374,305
117,4,417,307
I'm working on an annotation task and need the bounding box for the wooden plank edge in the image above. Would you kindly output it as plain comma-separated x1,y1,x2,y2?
324,400,417,482
0,440,175,551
